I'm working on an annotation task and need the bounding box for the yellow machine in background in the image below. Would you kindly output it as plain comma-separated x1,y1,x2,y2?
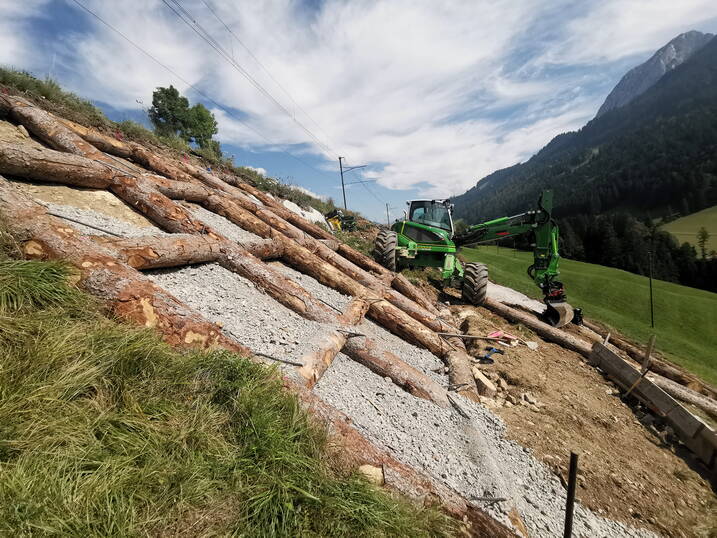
325,209,357,232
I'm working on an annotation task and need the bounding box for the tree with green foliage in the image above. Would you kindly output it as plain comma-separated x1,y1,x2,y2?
697,226,710,259
148,85,190,138
148,86,220,154
182,102,218,148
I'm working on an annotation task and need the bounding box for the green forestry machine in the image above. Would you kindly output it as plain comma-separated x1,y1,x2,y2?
373,190,579,327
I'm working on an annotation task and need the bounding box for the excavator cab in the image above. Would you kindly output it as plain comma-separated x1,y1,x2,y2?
406,200,455,236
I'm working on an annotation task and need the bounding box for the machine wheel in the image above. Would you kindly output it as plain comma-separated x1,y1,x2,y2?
462,262,488,306
374,229,398,271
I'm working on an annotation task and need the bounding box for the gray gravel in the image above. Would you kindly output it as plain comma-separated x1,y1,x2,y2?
181,202,261,243
43,202,167,237
356,318,446,384
148,263,335,370
314,356,655,538
270,261,351,311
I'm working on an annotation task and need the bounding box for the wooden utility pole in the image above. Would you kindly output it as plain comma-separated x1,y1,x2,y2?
339,156,347,209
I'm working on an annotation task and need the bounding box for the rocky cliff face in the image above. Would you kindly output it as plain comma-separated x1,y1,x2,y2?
596,30,714,118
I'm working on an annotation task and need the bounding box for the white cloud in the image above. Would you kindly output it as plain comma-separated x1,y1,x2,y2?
541,0,717,65
245,166,266,177
0,0,51,68
293,186,328,201
6,0,716,198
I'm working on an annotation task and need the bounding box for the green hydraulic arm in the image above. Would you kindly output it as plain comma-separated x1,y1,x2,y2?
453,191,575,323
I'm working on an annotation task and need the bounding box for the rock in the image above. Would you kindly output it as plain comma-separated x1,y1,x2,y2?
471,367,497,397
497,378,508,391
507,394,519,405
523,392,537,405
357,464,385,486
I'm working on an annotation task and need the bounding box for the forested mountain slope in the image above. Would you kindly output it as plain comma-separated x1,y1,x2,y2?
452,34,717,291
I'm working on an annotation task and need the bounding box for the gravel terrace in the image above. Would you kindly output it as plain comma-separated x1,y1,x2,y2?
148,263,336,374
24,189,663,536
314,355,655,538
42,202,167,237
181,202,261,243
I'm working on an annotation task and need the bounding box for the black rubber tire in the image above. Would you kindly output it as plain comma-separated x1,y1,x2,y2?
462,262,488,306
374,229,398,272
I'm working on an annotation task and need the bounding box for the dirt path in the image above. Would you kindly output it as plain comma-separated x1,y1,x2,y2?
452,304,717,537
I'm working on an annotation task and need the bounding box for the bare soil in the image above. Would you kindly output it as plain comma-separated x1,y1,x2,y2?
452,304,717,538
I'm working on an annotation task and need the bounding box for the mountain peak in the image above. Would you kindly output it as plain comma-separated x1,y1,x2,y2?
595,30,714,118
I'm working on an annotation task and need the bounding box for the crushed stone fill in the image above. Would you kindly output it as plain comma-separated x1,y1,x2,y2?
314,355,655,538
356,318,447,384
181,202,261,243
147,263,335,370
43,202,167,237
271,262,351,312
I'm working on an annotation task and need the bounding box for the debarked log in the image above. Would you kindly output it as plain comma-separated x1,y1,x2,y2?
0,176,247,353
297,297,370,386
343,338,450,406
583,318,717,400
483,298,717,418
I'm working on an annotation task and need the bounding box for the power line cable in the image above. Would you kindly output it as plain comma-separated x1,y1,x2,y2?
162,0,338,159
69,0,328,176
199,0,337,148
342,157,382,203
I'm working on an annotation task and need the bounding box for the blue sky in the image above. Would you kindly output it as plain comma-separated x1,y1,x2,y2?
2,0,717,221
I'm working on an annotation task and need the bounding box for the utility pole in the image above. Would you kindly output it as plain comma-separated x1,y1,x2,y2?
648,249,655,328
337,156,368,210
338,156,347,210
386,203,391,225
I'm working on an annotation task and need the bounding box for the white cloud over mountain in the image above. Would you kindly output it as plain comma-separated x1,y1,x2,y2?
4,0,717,197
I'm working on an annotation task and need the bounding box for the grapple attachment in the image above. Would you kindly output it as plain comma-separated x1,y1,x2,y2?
543,301,576,328
541,279,579,328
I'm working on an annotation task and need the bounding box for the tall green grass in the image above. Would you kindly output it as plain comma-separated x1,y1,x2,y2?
0,259,455,536
462,246,717,385
0,67,109,128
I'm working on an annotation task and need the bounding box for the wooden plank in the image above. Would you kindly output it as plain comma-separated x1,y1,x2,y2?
590,344,717,469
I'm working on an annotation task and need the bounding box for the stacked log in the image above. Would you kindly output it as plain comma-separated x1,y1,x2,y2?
0,176,515,536
0,177,246,354
53,113,439,316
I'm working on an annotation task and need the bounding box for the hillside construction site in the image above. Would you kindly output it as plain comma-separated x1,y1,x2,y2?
0,92,716,537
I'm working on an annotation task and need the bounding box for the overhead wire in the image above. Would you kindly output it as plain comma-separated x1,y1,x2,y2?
69,0,328,176
161,0,338,160
199,0,337,149
72,0,383,208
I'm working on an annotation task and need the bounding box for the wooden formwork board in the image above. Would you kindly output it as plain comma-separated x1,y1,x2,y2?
590,343,717,471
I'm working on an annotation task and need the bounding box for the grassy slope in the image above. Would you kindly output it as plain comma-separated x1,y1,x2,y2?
0,256,455,536
663,205,717,252
462,246,717,385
